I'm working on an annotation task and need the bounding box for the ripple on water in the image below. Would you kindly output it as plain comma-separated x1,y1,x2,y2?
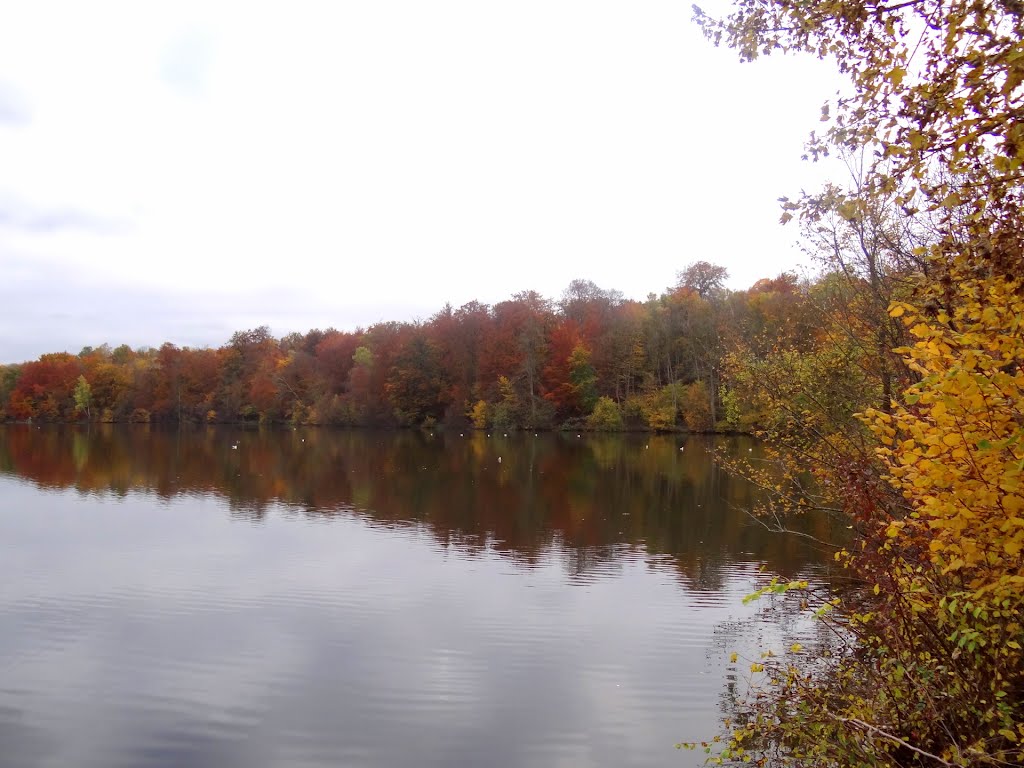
0,437,834,768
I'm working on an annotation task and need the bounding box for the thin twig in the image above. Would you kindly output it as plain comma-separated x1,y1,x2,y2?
840,716,956,767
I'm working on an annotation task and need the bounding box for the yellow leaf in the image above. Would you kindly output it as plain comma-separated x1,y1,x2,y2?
837,201,859,221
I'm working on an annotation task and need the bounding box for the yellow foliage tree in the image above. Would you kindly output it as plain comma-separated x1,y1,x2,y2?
701,274,1023,768
688,0,1024,764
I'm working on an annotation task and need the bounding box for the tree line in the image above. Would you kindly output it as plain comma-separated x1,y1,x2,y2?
0,264,826,432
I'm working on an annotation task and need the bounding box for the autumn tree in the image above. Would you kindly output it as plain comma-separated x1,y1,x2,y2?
482,291,554,428
602,300,648,403
87,360,132,421
558,279,626,402
694,0,1023,284
426,301,490,423
734,273,814,355
358,322,413,425
386,330,447,425
688,0,1024,765
9,353,81,421
559,279,623,339
542,319,585,416
218,326,279,420
315,330,361,395
677,261,728,299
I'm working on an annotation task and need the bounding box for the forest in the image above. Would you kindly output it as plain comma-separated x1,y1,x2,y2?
0,262,828,432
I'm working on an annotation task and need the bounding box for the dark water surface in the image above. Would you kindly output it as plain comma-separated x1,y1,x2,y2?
0,426,834,768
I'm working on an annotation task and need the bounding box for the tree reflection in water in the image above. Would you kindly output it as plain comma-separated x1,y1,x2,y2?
0,424,837,590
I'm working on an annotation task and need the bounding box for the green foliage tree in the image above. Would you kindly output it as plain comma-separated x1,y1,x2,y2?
490,375,520,430
0,365,20,420
586,396,624,431
567,344,598,415
73,375,92,420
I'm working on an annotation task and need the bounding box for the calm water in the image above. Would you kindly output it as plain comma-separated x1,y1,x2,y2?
0,426,835,768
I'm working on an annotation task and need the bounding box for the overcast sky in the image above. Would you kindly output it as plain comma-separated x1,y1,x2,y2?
0,1,845,364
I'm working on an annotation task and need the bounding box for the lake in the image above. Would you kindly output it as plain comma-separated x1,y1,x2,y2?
0,425,835,768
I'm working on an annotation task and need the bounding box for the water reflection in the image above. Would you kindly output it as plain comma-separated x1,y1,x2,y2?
0,425,834,584
0,426,836,768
